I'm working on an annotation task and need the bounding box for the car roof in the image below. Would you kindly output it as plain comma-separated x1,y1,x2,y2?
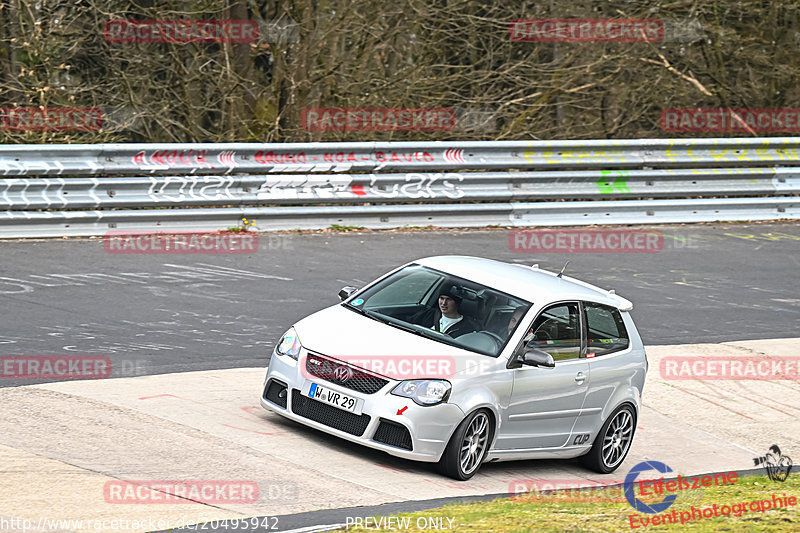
414,255,633,311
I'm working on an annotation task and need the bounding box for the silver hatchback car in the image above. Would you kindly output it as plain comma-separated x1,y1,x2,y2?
260,256,647,480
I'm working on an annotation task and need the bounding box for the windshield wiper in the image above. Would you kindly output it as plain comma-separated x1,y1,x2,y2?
400,321,468,349
343,305,464,348
343,305,417,332
343,302,369,316
372,313,431,337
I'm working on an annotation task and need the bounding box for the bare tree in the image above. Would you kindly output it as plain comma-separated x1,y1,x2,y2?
0,0,798,143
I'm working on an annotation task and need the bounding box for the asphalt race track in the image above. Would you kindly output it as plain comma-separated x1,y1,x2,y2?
0,222,799,533
1,223,799,388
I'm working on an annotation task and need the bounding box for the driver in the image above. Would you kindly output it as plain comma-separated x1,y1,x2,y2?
412,286,479,338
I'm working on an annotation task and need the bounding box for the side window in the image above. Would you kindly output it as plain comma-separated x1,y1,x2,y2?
584,302,629,356
526,303,582,361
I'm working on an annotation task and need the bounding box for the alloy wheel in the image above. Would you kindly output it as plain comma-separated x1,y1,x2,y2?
602,408,633,468
459,412,489,476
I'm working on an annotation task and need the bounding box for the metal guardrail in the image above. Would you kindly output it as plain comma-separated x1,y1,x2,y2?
1,139,799,237
4,138,800,175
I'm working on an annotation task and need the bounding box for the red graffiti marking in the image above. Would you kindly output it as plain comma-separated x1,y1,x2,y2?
375,151,434,163
254,151,308,165
323,151,367,163
139,393,179,400
350,184,366,196
252,150,435,166
375,463,405,474
133,149,213,168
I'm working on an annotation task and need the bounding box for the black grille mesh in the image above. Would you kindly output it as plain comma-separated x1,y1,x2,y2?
305,353,389,394
291,389,371,436
372,418,413,451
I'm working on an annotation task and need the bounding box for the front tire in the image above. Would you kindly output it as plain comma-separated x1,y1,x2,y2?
438,409,491,480
579,403,636,474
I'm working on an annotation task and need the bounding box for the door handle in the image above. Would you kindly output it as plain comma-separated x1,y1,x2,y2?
575,371,586,384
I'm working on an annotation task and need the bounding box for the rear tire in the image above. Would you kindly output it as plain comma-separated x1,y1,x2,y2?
438,409,491,480
579,404,636,474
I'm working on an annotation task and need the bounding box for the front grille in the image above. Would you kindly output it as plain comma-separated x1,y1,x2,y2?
372,418,413,451
264,379,288,408
305,353,389,394
291,389,371,436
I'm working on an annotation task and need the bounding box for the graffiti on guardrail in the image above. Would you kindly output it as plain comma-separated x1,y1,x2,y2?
0,172,465,205
0,140,798,236
254,176,350,199
256,173,464,199
130,148,441,171
350,173,465,199
254,150,436,166
376,151,437,163
133,149,215,169
519,149,632,164
515,146,800,164
145,175,237,202
0,160,101,175
598,170,631,194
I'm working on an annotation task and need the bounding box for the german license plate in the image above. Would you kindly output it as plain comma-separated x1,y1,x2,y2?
302,381,361,414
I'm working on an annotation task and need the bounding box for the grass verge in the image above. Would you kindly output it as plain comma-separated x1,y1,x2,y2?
336,473,798,532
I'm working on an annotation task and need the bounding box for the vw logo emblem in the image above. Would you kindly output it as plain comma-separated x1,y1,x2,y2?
333,365,353,381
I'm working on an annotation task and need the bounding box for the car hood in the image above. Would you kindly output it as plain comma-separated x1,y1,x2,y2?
294,304,495,380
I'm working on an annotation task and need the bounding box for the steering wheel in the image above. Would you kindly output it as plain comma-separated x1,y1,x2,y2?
532,318,560,342
479,330,505,345
454,330,504,352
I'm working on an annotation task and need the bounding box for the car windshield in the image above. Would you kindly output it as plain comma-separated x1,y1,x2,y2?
344,264,532,357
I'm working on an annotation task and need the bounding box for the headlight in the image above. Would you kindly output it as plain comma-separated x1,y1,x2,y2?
391,380,451,406
275,327,302,360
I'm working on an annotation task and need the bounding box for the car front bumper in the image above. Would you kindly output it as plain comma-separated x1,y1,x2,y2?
260,348,466,462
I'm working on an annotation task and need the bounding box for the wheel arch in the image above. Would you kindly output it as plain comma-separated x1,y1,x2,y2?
438,403,500,461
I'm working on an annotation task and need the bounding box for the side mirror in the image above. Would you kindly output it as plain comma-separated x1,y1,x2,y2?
338,286,358,301
522,348,555,368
